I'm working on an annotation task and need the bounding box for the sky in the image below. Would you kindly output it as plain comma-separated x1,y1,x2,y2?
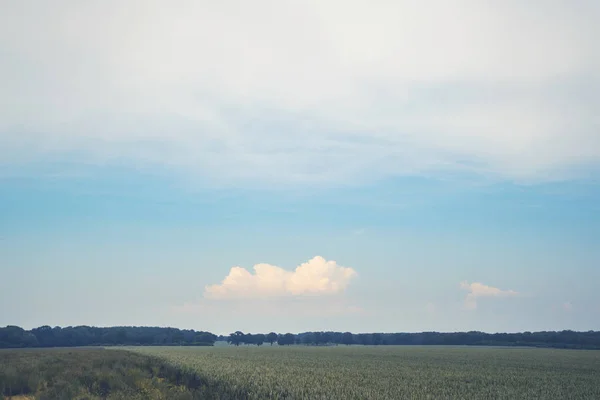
1,0,599,335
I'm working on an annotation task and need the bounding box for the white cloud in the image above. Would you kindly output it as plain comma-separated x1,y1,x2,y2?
1,1,599,185
205,256,357,299
460,281,518,310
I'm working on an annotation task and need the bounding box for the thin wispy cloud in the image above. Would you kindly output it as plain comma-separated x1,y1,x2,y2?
205,256,357,299
460,281,518,310
562,302,573,312
1,1,599,186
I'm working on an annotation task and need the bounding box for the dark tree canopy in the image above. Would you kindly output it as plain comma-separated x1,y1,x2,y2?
277,333,296,346
291,330,600,349
0,325,216,348
1,326,599,350
266,332,278,345
227,331,245,346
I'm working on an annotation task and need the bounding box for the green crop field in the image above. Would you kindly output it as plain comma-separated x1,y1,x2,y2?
127,345,600,399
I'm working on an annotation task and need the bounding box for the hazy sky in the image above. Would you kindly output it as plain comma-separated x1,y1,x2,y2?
1,0,599,335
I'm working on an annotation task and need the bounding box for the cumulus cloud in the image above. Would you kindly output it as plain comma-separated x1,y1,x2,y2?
204,256,357,299
1,1,599,185
460,281,518,310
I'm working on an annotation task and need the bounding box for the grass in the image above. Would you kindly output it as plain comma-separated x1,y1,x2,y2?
3,345,599,399
128,345,600,399
0,347,236,399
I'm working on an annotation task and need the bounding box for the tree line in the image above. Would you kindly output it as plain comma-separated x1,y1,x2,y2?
0,325,217,348
224,331,295,346
294,330,600,349
2,325,599,349
222,330,600,349
221,330,600,349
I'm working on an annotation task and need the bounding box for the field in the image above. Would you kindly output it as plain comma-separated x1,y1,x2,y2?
129,345,600,399
2,346,600,399
0,348,227,399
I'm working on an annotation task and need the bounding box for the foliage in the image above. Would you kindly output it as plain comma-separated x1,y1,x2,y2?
266,332,278,346
276,333,295,346
129,345,600,399
294,330,600,349
227,331,245,346
0,348,243,399
2,325,600,350
0,326,216,348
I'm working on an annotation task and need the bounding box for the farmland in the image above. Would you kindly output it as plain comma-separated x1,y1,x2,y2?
129,345,600,399
2,345,599,399
0,348,219,399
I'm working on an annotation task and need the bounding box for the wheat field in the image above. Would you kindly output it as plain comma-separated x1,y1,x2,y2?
127,345,600,399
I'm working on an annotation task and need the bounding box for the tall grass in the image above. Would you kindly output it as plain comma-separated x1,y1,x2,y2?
4,346,600,399
129,345,600,399
0,348,234,399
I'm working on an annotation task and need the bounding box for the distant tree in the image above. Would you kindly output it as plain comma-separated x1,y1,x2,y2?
314,332,324,345
266,332,278,346
357,333,372,346
228,331,244,346
277,333,295,346
302,333,315,345
276,334,285,346
331,332,343,345
171,330,184,344
195,332,216,344
342,332,354,345
1,325,217,348
254,334,266,346
117,328,128,344
372,333,383,346
23,332,39,347
31,326,55,347
3,325,600,350
242,333,254,345
2,326,37,347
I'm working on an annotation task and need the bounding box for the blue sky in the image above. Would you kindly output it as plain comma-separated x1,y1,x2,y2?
1,0,599,334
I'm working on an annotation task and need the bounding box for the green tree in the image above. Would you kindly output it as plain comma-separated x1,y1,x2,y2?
302,333,315,345
228,331,244,346
116,328,128,344
254,334,265,346
357,333,372,345
195,332,216,344
342,332,354,345
266,332,278,346
277,333,295,346
372,333,383,345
